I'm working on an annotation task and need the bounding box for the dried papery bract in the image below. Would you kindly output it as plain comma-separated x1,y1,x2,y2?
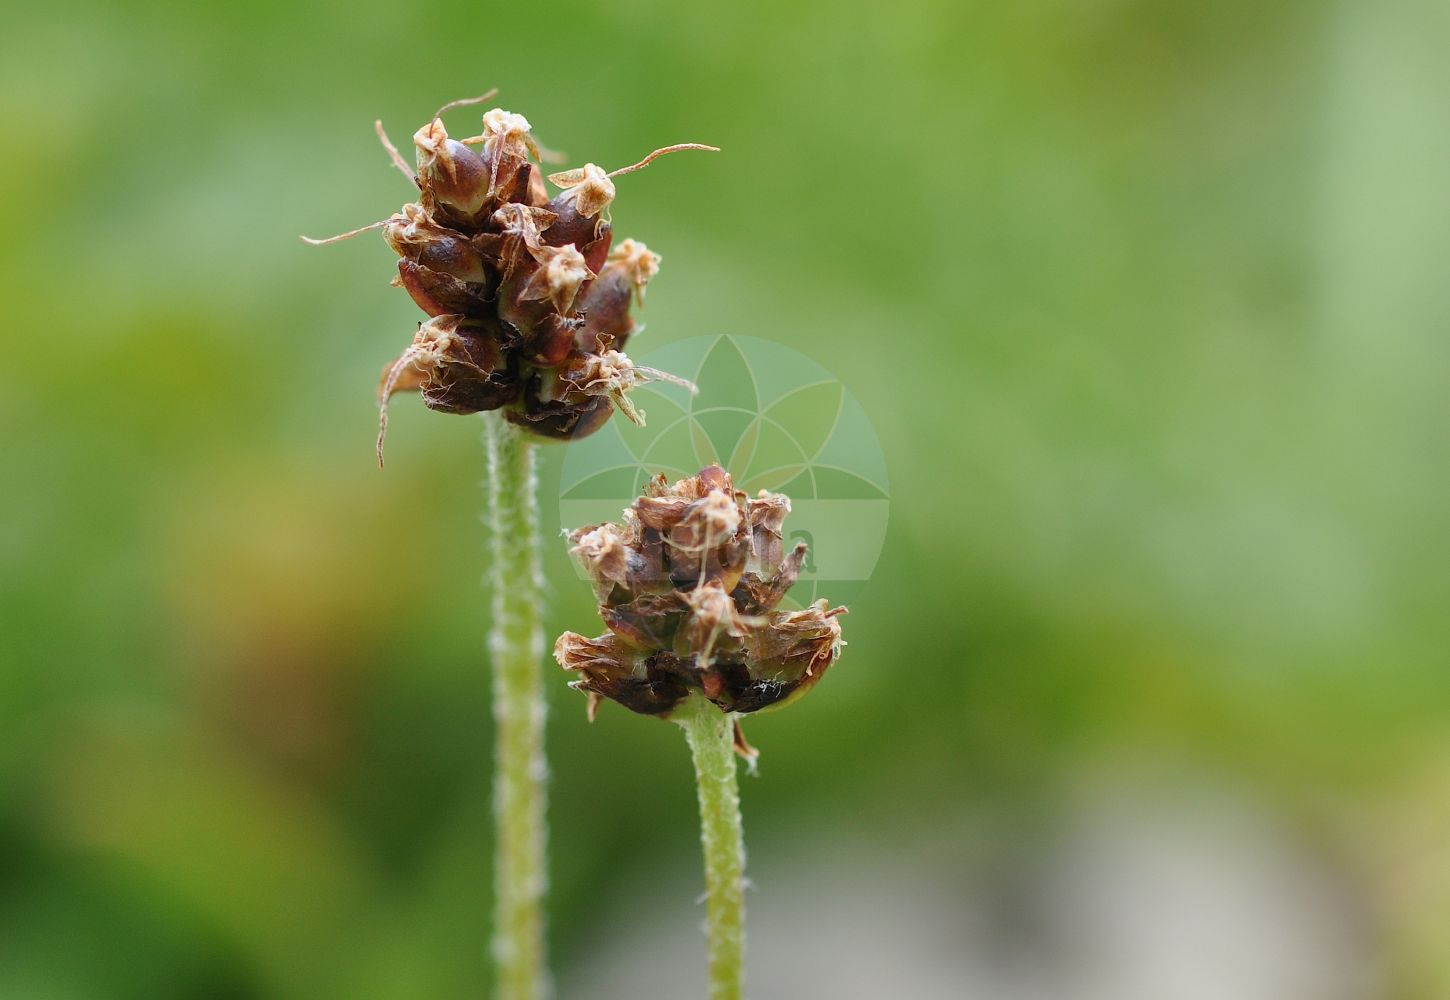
301,95,716,461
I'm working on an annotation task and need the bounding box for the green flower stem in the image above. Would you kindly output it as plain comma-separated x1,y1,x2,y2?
482,413,548,1000
677,695,746,1000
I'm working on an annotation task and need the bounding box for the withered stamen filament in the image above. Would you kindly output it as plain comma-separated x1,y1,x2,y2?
374,120,417,183
300,217,390,245
431,89,500,122
608,143,720,178
376,347,421,468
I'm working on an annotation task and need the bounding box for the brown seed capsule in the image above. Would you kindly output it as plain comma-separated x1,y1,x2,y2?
555,467,847,735
505,383,615,441
383,204,492,284
413,119,492,224
396,259,490,317
602,592,688,650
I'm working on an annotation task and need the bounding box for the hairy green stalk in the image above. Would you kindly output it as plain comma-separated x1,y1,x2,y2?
676,695,746,1000
483,412,548,1000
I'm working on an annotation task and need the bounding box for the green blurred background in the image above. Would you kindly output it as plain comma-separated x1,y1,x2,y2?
3,0,1449,997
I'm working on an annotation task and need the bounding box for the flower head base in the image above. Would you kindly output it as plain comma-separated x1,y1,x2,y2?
301,96,716,464
555,467,846,727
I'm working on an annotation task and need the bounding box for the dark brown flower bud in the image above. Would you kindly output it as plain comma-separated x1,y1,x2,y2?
554,468,847,732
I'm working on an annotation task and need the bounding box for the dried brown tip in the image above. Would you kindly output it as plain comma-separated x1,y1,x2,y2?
374,120,416,183
732,720,760,771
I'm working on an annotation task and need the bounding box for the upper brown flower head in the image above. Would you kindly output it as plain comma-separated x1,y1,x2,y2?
555,466,847,737
302,92,716,464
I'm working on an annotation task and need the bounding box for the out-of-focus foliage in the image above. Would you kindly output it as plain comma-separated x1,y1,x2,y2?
1,1,1447,997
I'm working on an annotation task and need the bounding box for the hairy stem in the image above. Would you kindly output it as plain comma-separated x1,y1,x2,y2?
677,696,746,1000
483,412,548,1000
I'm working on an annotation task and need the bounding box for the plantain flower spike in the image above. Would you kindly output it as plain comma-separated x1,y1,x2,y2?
554,466,846,758
301,94,717,464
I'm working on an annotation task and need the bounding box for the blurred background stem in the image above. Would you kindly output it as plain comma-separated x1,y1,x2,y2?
677,697,746,1000
483,413,548,1000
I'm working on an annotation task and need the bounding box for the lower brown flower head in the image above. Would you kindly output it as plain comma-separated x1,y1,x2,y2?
554,466,847,737
302,92,714,464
